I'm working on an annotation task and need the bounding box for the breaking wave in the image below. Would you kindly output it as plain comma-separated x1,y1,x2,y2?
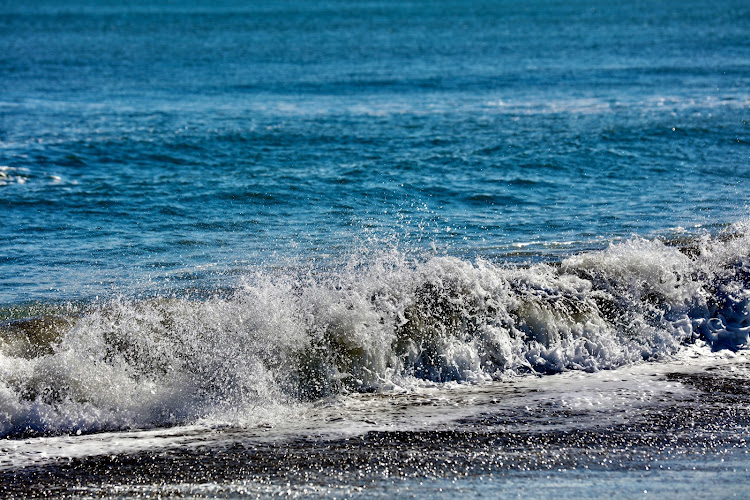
2,223,749,438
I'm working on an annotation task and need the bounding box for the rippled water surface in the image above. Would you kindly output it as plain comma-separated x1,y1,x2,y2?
2,0,749,302
1,0,749,497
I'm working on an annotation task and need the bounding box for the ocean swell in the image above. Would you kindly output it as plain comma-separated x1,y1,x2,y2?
1,224,749,437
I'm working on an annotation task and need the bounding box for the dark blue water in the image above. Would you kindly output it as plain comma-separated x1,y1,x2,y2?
2,0,748,304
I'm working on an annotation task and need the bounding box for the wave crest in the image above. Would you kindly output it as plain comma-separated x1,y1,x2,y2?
2,224,750,437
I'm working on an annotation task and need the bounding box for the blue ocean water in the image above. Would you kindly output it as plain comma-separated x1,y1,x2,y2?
1,2,750,495
2,0,748,304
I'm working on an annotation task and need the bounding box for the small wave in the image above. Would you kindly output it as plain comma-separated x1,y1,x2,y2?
1,223,749,438
0,166,30,186
0,166,68,188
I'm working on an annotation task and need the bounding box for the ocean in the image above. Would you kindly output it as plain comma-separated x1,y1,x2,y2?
1,0,749,497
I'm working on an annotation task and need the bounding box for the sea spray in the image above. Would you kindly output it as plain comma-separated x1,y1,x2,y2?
1,225,749,438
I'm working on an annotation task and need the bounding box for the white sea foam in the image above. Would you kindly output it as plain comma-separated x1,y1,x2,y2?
0,166,30,186
0,166,68,187
4,344,744,472
1,223,749,438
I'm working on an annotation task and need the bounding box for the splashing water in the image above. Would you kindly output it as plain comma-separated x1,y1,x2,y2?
2,223,749,438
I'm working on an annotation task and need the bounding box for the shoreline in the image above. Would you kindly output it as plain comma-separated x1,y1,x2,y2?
3,349,748,498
